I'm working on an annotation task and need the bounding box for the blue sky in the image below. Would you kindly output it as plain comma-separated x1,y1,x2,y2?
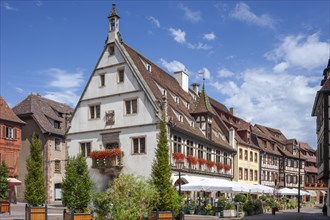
1,1,329,148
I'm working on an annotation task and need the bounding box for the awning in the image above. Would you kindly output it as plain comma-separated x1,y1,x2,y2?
8,178,22,186
171,174,211,185
307,190,317,197
321,190,327,195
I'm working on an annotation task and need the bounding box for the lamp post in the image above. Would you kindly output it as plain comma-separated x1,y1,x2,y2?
298,144,301,213
176,159,184,220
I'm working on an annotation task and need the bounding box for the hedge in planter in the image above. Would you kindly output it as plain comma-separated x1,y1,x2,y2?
62,154,93,215
0,161,10,214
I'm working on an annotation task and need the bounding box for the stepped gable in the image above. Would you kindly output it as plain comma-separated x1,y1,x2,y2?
13,94,73,136
0,96,25,124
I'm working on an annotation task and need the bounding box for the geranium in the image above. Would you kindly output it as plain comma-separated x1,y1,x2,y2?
90,148,122,159
198,158,206,165
216,162,224,170
224,164,231,171
206,161,215,168
186,155,198,165
172,152,185,160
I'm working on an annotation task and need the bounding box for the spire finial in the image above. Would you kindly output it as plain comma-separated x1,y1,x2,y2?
199,71,205,90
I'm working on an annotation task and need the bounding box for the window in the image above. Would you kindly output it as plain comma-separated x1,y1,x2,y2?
254,170,258,181
244,150,248,160
173,135,182,153
54,160,61,173
244,168,248,180
239,148,243,159
239,168,243,180
117,68,124,83
5,127,14,139
80,142,91,157
90,105,101,119
108,43,115,56
254,152,258,163
125,99,138,115
54,121,60,129
186,140,194,156
132,137,146,154
250,151,253,162
100,74,105,87
249,169,253,181
55,138,61,151
106,142,118,149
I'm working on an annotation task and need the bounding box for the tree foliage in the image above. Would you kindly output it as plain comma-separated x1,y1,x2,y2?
0,161,9,200
151,114,180,213
24,133,46,206
62,154,93,213
105,174,158,219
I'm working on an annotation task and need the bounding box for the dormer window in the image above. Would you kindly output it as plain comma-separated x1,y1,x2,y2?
175,96,179,103
54,120,60,129
146,64,151,72
179,115,183,122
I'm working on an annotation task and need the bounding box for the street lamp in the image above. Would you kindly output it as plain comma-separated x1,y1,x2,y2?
175,159,184,220
298,143,301,213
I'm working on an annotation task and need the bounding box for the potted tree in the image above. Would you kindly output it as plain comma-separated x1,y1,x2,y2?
62,154,93,220
0,161,10,214
187,201,196,214
150,114,180,219
25,134,47,220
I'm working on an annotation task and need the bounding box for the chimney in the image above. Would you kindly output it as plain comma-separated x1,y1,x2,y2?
230,107,234,115
173,70,189,93
229,127,235,148
192,83,200,94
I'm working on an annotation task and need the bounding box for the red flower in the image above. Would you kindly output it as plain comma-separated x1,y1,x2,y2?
172,152,185,160
216,162,224,170
224,164,231,171
90,148,122,159
206,161,215,168
186,155,198,165
198,158,206,165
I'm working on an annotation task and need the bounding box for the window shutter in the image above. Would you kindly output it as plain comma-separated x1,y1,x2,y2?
0,125,2,138
14,128,17,139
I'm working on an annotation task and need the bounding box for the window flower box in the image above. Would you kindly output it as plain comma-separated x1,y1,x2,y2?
224,165,231,171
198,159,206,165
216,162,224,170
206,161,215,168
90,148,123,169
186,155,198,165
172,152,185,160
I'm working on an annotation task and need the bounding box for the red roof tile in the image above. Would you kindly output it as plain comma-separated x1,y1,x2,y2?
0,96,25,124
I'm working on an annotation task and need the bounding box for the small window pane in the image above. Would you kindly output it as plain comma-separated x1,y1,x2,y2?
126,101,131,114
118,69,124,83
132,99,137,113
133,139,139,153
90,106,95,119
96,105,100,118
140,138,145,153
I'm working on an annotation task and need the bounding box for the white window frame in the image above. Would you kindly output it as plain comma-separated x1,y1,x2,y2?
5,127,14,139
132,136,146,154
89,104,101,119
124,98,138,115
80,142,91,157
117,68,125,83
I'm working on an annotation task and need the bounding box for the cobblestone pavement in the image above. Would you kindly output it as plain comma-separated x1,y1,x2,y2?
1,203,330,220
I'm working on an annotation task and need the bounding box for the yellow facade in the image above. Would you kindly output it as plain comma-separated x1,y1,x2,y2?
235,144,259,184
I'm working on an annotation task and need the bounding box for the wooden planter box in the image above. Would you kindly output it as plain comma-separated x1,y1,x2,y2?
25,204,47,220
148,210,174,220
0,201,10,214
63,209,93,220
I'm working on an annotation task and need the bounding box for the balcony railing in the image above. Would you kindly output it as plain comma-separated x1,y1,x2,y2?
90,149,123,175
92,156,122,168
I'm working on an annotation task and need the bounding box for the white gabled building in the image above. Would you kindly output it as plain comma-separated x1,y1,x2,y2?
67,4,236,191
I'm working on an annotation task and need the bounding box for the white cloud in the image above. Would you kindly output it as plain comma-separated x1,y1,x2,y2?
230,2,276,28
210,68,319,146
169,28,186,43
15,87,24,94
159,59,187,73
199,67,211,80
1,2,18,11
44,91,80,107
217,68,235,78
147,16,160,28
187,42,212,50
178,4,202,23
266,33,330,71
203,32,216,41
39,68,85,107
35,0,43,7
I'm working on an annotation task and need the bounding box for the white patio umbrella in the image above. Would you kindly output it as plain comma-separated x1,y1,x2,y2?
249,184,274,194
179,178,250,193
290,188,310,196
277,188,297,195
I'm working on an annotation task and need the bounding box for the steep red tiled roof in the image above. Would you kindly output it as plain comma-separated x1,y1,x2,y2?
0,96,25,124
298,141,315,152
305,166,317,173
13,94,73,136
122,43,235,152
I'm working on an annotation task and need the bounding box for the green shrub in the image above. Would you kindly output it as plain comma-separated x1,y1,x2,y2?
259,195,267,201
92,192,112,220
234,194,247,203
254,199,263,214
0,161,9,200
225,201,235,210
243,201,254,215
217,196,227,208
